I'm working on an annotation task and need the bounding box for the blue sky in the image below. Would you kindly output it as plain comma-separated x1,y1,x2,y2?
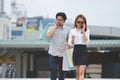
4,0,120,27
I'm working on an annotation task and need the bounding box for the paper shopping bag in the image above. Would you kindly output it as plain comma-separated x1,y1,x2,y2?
66,48,74,67
62,48,75,71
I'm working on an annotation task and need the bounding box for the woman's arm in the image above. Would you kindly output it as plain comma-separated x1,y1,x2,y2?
82,29,90,43
71,35,75,44
82,31,88,42
68,30,75,46
82,24,90,43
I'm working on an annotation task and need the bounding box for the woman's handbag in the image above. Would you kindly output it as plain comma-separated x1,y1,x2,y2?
62,48,75,71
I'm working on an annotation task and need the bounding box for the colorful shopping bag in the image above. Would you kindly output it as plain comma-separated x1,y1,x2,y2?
62,48,75,71
66,48,74,67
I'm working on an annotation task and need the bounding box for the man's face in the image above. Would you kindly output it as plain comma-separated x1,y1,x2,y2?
56,16,65,26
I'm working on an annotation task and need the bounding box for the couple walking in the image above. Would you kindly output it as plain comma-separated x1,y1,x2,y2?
46,12,90,80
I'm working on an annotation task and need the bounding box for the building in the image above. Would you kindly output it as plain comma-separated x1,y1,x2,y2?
0,24,120,78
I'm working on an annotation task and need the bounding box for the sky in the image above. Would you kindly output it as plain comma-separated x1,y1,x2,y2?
4,0,120,27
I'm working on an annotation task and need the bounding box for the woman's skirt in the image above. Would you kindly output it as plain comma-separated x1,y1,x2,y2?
73,44,88,66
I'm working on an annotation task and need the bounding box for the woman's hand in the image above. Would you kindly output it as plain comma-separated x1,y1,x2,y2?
82,24,85,33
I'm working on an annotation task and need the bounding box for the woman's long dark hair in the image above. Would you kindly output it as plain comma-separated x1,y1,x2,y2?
74,14,87,32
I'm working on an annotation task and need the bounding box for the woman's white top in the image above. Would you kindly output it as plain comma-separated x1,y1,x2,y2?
68,28,90,46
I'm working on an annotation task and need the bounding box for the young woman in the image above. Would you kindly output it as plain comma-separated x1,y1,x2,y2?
68,14,90,80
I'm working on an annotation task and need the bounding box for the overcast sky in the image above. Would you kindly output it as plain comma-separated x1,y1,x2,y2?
4,0,120,27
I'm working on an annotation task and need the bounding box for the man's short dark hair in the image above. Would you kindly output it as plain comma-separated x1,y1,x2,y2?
56,12,67,22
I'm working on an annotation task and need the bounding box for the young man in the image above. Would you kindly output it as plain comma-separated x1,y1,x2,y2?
46,12,70,80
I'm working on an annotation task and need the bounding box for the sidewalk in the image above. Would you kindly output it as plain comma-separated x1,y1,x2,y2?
0,78,120,80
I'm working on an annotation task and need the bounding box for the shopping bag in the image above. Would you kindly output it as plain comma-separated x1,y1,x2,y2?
40,23,53,42
62,48,75,71
66,48,74,67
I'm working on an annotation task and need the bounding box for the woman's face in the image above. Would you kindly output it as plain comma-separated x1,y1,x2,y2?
56,16,65,26
76,17,85,29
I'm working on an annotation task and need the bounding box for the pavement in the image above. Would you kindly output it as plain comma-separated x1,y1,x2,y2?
0,78,119,80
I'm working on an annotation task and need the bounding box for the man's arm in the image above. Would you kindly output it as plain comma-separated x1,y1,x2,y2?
46,24,57,38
